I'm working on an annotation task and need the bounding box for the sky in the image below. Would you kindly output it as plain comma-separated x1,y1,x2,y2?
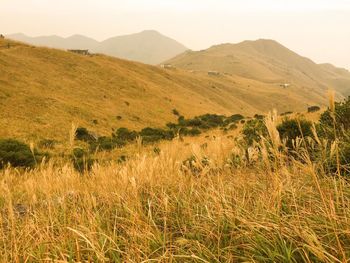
1,0,350,69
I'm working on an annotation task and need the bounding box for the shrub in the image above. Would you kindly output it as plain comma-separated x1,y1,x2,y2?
0,139,36,168
280,111,293,116
172,109,180,116
198,114,225,128
228,123,238,130
180,128,201,137
319,97,350,138
113,128,137,142
76,127,95,142
242,119,268,145
186,117,203,127
230,114,245,122
178,116,186,126
140,127,175,143
277,118,313,149
71,147,95,172
254,114,265,120
90,136,125,152
153,147,161,155
308,106,321,113
38,139,56,149
166,122,178,130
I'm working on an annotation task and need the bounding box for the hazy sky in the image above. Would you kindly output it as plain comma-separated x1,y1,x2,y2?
1,0,350,69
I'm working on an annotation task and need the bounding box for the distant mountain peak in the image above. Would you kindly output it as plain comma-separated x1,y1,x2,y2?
6,30,187,64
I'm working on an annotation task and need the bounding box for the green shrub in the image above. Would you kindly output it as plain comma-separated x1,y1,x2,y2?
178,116,186,126
172,109,180,116
186,117,204,127
242,119,268,145
113,128,137,142
228,123,238,130
254,114,265,120
319,97,350,138
277,118,313,149
71,147,95,172
308,106,321,113
0,139,37,168
166,122,178,130
117,155,127,164
75,127,95,142
198,114,225,128
38,139,56,149
140,127,174,143
180,128,201,137
280,111,293,116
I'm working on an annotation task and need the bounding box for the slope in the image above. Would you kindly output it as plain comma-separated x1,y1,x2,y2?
0,38,330,141
166,39,350,97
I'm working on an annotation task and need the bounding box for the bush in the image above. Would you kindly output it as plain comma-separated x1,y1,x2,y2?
90,136,126,152
0,139,36,168
242,119,268,145
254,114,265,120
113,128,137,142
166,122,178,130
38,139,56,149
280,111,293,116
198,114,225,128
71,147,95,172
277,118,313,149
180,128,201,137
76,127,95,142
319,97,350,138
140,127,175,143
308,106,321,113
172,109,180,116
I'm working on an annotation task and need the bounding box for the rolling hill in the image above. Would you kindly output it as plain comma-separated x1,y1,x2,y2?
0,37,340,141
166,39,350,97
7,30,188,65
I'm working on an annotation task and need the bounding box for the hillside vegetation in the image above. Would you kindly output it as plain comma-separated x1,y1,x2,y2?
0,38,334,141
1,96,350,262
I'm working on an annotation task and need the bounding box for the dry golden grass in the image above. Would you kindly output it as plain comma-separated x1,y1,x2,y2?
1,121,350,262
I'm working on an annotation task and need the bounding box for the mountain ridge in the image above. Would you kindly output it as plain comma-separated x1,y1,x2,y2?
6,30,188,65
166,38,350,97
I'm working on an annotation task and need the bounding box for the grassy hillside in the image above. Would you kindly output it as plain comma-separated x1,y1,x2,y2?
167,39,350,97
0,38,331,141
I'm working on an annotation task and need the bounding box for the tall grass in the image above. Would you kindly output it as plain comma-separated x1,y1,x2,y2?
1,119,350,262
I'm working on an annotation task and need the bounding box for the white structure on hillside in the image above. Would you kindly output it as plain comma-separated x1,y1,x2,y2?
208,71,220,76
160,64,174,69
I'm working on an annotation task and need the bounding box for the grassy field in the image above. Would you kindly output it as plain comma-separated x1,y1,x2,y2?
1,110,350,262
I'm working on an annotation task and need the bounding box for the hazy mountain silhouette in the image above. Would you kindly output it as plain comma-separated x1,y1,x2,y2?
7,30,188,65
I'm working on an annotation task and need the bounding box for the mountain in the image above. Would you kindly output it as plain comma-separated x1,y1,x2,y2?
0,38,338,140
6,30,188,65
166,39,350,97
